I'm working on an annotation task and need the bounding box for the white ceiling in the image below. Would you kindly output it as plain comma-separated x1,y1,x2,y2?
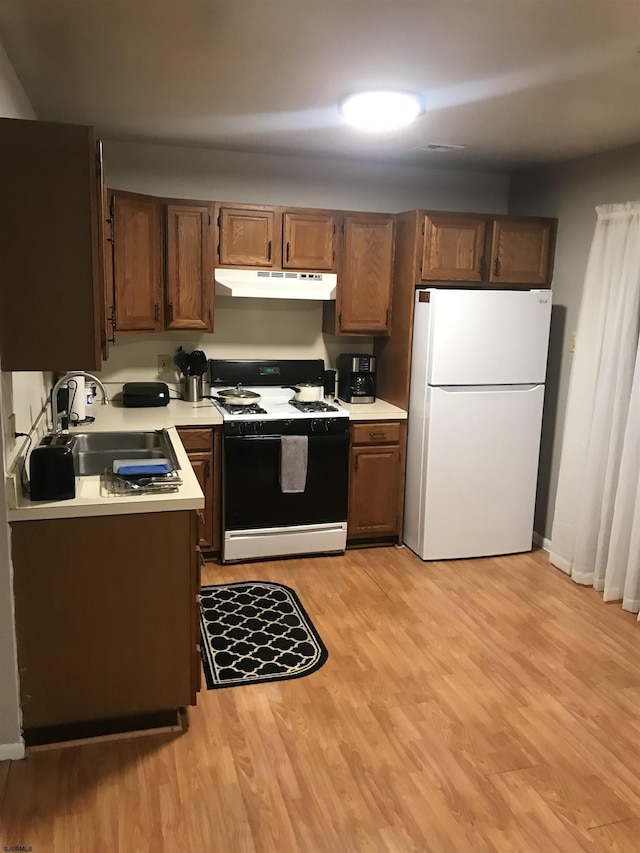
1,0,639,171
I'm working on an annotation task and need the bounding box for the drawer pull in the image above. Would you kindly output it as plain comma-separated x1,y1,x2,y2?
369,431,387,438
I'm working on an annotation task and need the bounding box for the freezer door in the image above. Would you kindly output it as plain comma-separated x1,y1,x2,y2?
404,383,545,560
420,289,552,385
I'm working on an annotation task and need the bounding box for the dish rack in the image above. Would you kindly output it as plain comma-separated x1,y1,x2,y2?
101,468,183,496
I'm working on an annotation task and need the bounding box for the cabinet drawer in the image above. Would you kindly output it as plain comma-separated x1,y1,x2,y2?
177,428,213,451
352,422,402,445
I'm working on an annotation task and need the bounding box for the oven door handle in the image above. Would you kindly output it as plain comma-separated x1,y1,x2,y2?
224,433,350,443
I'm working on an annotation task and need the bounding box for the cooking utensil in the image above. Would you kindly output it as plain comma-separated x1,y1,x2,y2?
190,350,208,376
217,384,262,406
285,382,324,403
174,347,190,376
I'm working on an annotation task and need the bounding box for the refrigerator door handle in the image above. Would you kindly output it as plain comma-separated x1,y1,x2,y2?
435,384,543,393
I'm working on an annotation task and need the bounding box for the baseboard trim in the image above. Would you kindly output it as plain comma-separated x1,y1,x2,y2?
0,740,25,760
532,532,551,552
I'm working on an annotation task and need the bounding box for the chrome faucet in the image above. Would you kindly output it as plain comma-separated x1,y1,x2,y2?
51,372,109,432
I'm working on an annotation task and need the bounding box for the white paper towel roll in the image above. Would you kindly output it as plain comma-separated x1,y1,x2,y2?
68,373,86,423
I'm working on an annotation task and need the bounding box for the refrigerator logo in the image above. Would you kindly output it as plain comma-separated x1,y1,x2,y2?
539,299,549,303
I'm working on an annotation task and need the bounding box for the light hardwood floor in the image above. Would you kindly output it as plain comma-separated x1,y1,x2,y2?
1,546,639,852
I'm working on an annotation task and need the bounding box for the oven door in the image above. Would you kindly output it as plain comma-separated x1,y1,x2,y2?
224,432,349,531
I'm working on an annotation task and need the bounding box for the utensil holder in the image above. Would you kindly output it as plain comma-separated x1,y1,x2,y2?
183,375,203,402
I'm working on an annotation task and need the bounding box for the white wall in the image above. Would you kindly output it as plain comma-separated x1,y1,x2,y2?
104,140,510,214
0,39,39,758
97,298,373,385
510,143,640,541
100,139,510,384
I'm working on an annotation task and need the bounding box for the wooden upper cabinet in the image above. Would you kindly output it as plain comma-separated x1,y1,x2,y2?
218,206,275,267
489,219,553,285
421,213,486,281
112,191,163,331
110,192,214,333
283,210,337,270
338,214,395,334
166,203,214,332
0,118,107,371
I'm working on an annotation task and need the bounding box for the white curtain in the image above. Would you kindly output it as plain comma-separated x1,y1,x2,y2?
549,201,640,619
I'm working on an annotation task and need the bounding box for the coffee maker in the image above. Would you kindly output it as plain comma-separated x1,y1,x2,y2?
337,353,377,404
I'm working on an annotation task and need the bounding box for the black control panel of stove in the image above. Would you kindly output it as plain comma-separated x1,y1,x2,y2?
223,418,350,437
209,358,324,387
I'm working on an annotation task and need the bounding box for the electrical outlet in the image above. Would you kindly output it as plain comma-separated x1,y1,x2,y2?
158,354,171,373
569,332,576,353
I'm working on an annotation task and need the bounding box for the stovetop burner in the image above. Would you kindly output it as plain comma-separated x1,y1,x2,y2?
214,399,268,415
288,399,339,414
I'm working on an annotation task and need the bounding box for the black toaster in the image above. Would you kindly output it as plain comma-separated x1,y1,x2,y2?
29,436,76,501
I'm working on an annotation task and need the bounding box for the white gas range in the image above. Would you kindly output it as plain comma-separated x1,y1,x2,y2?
210,385,349,424
208,359,350,563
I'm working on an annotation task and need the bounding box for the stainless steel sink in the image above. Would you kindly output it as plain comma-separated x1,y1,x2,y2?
69,430,180,476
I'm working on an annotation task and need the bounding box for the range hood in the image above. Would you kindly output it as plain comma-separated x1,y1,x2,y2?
214,268,337,300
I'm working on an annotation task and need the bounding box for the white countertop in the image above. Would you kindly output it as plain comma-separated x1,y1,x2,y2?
6,396,406,522
68,396,406,427
7,421,206,523
73,398,225,430
337,399,407,420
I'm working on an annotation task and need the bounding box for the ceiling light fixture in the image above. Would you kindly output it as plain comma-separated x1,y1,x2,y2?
340,91,423,132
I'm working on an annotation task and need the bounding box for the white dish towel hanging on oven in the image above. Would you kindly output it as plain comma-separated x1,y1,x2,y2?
279,435,308,493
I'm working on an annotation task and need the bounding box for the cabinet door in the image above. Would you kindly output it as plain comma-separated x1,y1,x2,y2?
12,512,194,729
112,191,163,331
94,142,112,361
348,444,402,538
189,451,214,549
0,119,105,370
283,210,336,270
191,514,202,701
166,203,214,331
489,219,552,285
421,213,485,282
339,214,395,334
218,206,275,267
212,427,222,553
101,153,116,357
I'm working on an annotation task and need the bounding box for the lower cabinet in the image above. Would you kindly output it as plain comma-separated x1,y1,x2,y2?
347,420,407,544
177,426,221,554
12,510,201,731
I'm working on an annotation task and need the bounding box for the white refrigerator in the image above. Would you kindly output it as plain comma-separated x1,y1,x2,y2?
404,288,552,561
